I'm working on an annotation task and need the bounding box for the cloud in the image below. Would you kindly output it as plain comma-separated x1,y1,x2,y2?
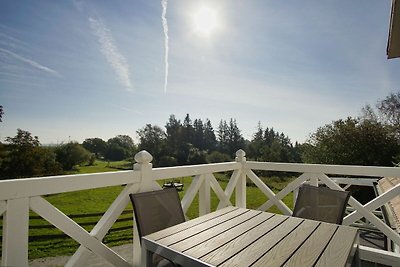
72,0,84,12
89,17,133,91
0,47,60,76
120,106,143,115
0,32,28,48
161,0,169,93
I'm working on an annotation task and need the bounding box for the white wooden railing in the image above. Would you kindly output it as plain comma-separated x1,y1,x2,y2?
1,149,400,266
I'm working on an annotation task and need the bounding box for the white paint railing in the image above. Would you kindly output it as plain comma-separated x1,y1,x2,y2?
1,149,400,266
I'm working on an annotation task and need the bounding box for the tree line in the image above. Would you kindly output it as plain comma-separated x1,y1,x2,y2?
0,131,136,179
0,91,399,180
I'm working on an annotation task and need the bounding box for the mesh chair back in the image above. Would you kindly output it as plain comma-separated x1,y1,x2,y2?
130,188,185,240
292,184,350,224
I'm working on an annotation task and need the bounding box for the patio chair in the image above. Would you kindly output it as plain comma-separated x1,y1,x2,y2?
130,188,185,267
292,184,351,224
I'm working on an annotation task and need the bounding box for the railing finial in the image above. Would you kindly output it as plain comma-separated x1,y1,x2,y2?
235,149,246,162
134,150,153,164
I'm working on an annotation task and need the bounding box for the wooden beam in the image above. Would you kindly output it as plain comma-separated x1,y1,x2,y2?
388,0,400,59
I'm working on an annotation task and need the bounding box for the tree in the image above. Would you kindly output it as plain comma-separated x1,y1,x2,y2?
182,114,194,145
105,135,136,161
1,129,62,179
165,115,182,155
206,151,232,163
193,119,205,149
217,120,230,154
137,124,166,166
361,91,400,137
302,117,399,166
203,119,217,151
217,119,245,157
187,146,207,164
55,142,91,170
247,122,264,160
376,91,400,126
247,123,302,163
227,118,246,156
82,138,107,158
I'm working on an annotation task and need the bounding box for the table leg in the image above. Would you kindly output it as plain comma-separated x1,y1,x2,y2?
141,241,152,267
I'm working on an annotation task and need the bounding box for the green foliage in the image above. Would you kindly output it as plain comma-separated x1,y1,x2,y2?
164,114,216,165
361,91,400,165
88,154,96,166
158,155,178,167
377,91,400,127
187,146,207,164
55,142,91,170
105,135,136,161
302,117,400,166
217,118,245,157
82,138,107,157
0,129,62,179
247,123,301,163
206,151,232,163
137,124,166,165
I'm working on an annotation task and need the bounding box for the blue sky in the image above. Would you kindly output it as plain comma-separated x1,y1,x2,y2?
1,0,399,145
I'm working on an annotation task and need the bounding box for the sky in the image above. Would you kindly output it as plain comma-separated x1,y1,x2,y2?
1,0,399,146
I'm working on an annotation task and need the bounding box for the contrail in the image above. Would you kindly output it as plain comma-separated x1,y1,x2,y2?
161,0,169,93
89,17,133,91
0,47,60,76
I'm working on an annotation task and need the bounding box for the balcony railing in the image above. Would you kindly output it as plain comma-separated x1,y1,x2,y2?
1,150,400,266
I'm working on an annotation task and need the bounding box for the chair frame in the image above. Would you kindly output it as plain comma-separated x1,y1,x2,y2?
130,188,185,241
292,184,351,224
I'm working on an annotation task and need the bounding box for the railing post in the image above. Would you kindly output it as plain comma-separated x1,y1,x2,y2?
134,150,155,192
199,175,211,216
1,198,29,267
132,150,160,267
235,149,247,208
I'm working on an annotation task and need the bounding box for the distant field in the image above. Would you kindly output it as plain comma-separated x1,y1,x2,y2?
73,160,133,173
0,160,295,260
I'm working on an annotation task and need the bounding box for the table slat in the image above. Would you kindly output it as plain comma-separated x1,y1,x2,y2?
219,216,304,267
315,226,358,267
283,223,338,267
158,208,258,247
169,209,263,251
185,212,275,259
145,206,238,241
252,219,320,267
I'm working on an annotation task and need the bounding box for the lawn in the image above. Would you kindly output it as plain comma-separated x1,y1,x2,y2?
0,161,295,260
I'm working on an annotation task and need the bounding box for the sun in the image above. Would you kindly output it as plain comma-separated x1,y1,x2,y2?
192,5,219,37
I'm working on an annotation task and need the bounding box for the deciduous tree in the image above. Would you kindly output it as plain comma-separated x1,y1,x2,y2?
1,129,62,179
82,138,107,158
361,91,400,138
55,142,91,170
302,117,399,166
137,124,166,165
105,135,136,161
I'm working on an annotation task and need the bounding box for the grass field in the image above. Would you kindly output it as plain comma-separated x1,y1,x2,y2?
0,161,295,260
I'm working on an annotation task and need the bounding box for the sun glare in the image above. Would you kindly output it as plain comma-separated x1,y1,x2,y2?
192,5,219,37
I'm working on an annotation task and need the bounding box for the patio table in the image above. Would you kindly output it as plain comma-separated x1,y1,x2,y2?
141,206,359,267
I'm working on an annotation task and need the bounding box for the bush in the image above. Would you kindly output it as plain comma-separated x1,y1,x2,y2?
206,151,232,163
55,142,91,170
0,129,63,179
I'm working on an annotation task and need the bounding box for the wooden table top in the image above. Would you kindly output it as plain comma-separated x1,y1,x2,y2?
142,206,359,267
